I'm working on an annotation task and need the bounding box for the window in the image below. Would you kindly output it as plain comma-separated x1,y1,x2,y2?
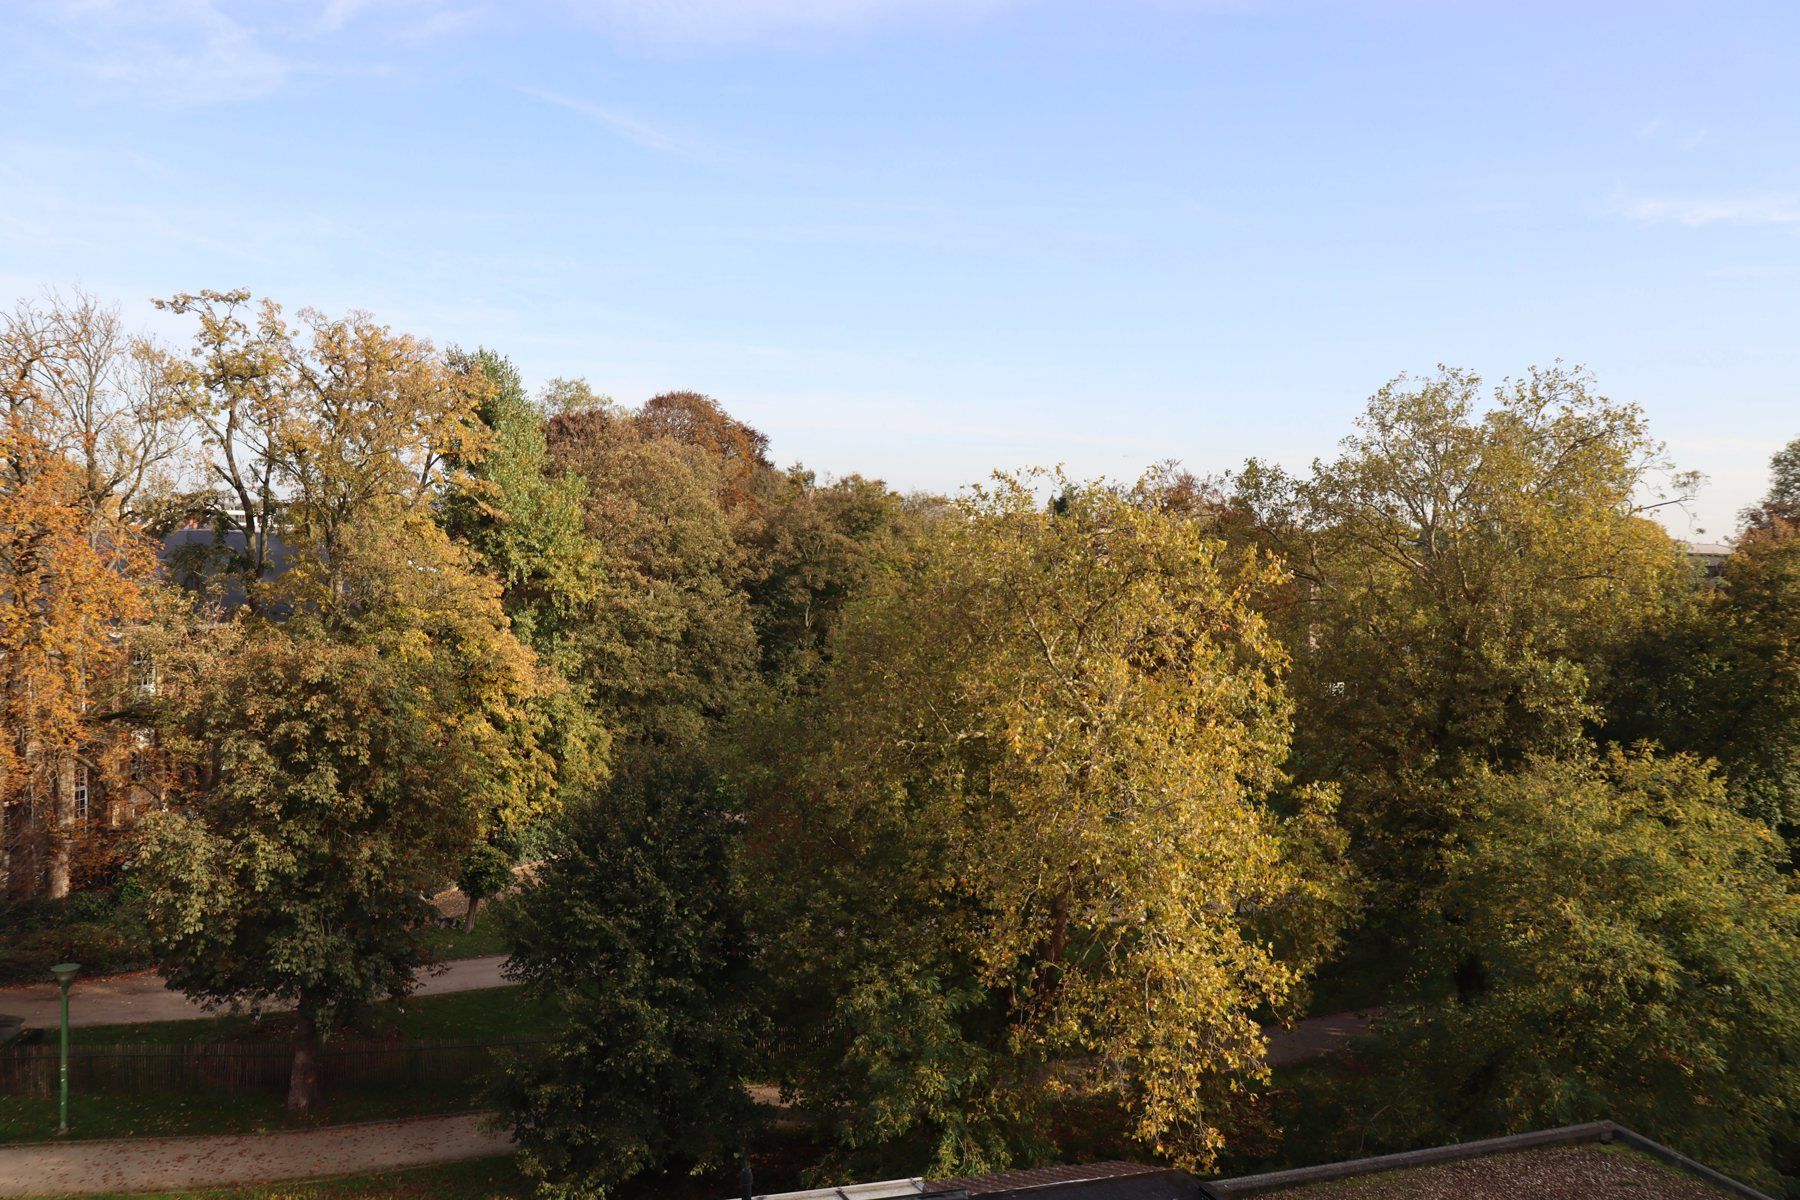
131,648,158,697
73,764,90,822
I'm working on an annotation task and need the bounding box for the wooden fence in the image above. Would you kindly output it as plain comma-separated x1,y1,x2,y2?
0,1037,547,1098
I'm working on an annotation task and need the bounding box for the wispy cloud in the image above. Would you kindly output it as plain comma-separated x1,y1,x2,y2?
1620,194,1800,227
1636,116,1709,153
558,0,1024,49
318,0,485,40
31,0,291,103
516,86,721,161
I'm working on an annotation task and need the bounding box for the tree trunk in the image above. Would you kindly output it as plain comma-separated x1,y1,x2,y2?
286,997,323,1117
46,757,74,900
463,894,481,934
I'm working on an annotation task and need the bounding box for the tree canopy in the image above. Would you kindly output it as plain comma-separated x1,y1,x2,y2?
1362,747,1800,1191
1226,365,1691,905
744,470,1350,1177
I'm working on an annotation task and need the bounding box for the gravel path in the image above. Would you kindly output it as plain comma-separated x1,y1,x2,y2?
0,1113,511,1198
1266,1006,1384,1067
0,957,511,1030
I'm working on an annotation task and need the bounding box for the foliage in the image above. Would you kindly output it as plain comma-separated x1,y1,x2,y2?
439,351,605,671
1755,433,1800,524
1225,365,1691,909
496,758,763,1199
131,294,577,1116
1,298,162,900
0,887,152,983
745,470,1351,1177
1609,519,1800,858
456,840,516,932
545,401,758,748
742,469,933,687
131,505,569,1112
131,630,473,1105
635,389,772,516
1364,748,1800,1189
154,289,491,612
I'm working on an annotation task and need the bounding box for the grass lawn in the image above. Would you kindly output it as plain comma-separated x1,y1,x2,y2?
0,1082,491,1144
419,909,511,962
0,991,560,1144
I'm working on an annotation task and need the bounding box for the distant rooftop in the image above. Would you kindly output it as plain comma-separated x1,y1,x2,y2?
1684,541,1734,558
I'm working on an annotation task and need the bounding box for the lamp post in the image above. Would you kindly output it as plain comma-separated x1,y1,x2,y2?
49,963,79,1136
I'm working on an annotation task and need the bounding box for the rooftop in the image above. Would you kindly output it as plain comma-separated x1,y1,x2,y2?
1204,1122,1771,1200
744,1124,1775,1200
1226,1143,1733,1199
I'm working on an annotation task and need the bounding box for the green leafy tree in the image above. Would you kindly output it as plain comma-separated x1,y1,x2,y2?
546,399,758,748
1758,433,1800,523
741,469,932,686
1609,438,1800,859
1362,747,1800,1190
745,470,1350,1177
135,619,530,1115
134,297,575,1116
1227,365,1691,913
496,758,763,1198
440,351,604,668
456,839,515,934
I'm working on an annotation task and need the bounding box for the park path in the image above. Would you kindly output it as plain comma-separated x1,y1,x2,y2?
0,956,511,1030
0,1113,511,1197
1266,1005,1383,1067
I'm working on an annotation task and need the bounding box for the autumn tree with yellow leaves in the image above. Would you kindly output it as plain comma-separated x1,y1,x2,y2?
743,470,1351,1178
130,293,591,1116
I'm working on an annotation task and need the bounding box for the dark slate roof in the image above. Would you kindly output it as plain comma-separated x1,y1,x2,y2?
159,525,293,612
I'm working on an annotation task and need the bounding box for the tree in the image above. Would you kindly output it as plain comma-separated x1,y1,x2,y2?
1,301,159,899
546,399,758,749
744,470,1350,1177
11,290,185,530
1226,365,1692,911
156,290,489,612
134,506,566,1115
456,840,514,934
1754,433,1800,524
439,350,603,672
741,469,931,687
496,758,763,1198
635,390,772,516
1608,438,1800,859
1362,748,1800,1190
133,296,574,1115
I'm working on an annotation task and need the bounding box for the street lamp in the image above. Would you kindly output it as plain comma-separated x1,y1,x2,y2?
49,963,79,1136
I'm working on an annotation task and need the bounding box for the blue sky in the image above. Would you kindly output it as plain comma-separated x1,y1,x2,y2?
4,1,1797,535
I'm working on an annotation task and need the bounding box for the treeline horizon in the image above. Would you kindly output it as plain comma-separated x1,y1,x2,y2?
3,288,1798,1197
